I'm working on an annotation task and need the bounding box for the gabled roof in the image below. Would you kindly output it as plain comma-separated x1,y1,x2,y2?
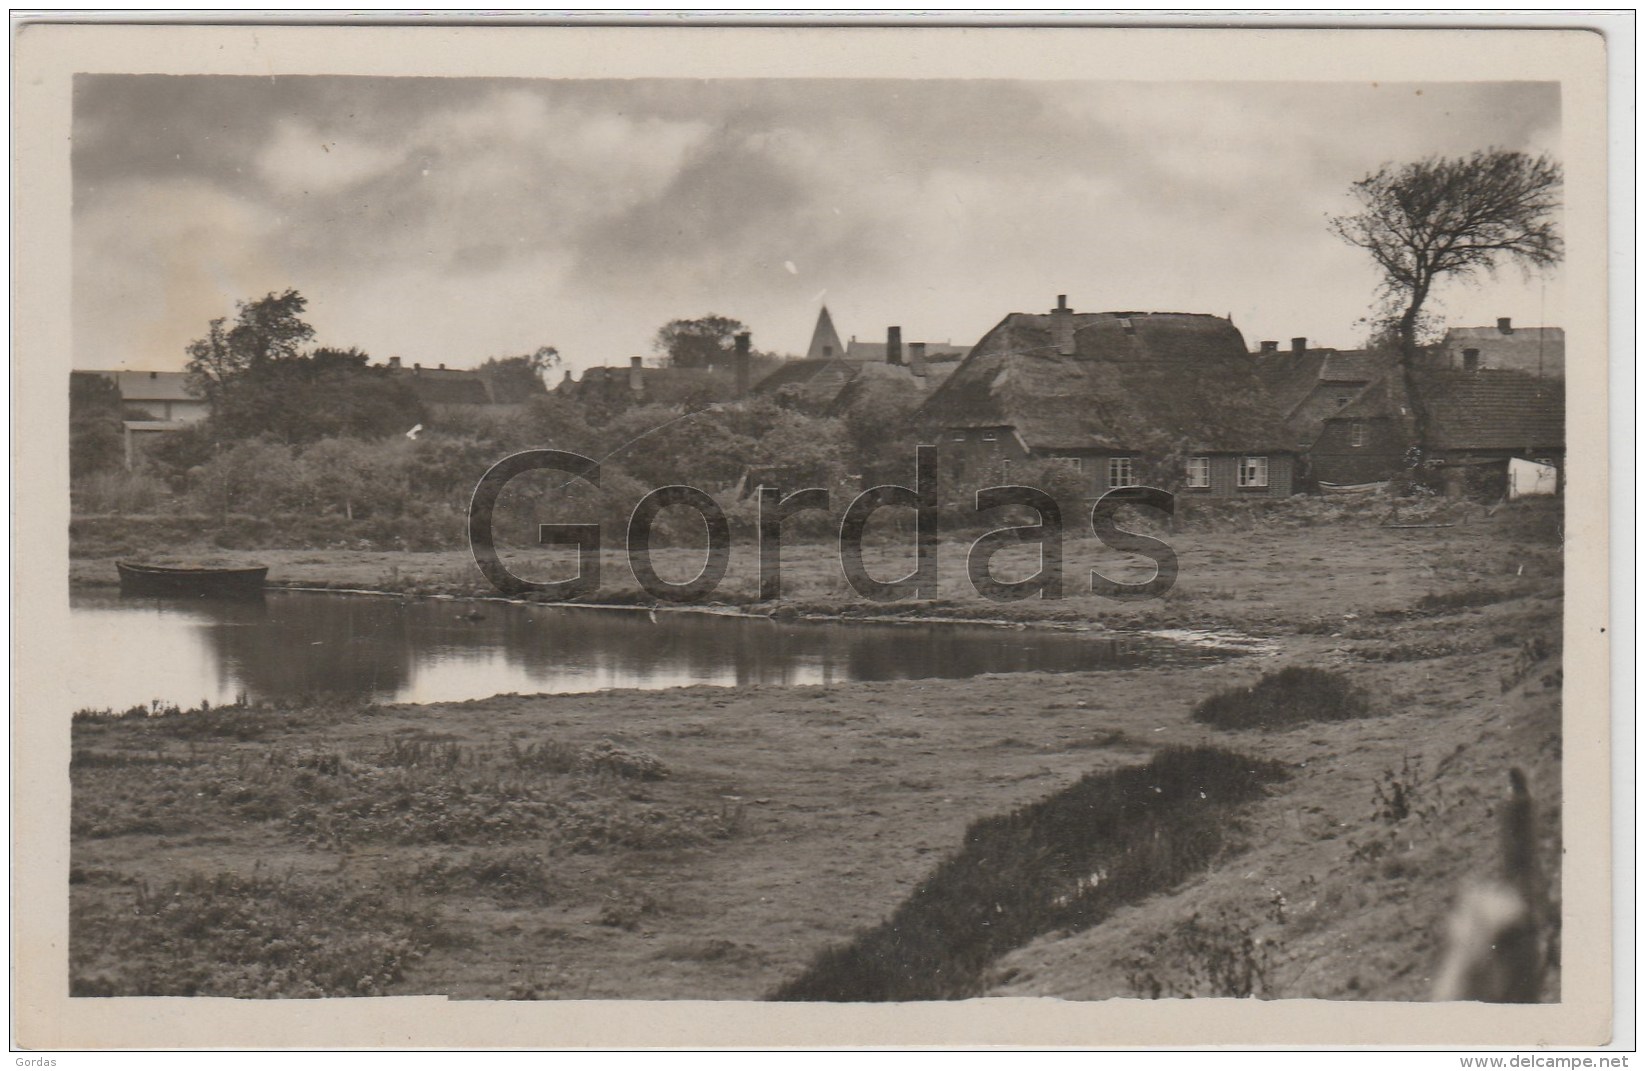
397,367,494,405
1319,350,1379,382
1326,369,1564,451
83,370,201,403
752,357,853,396
827,360,924,416
846,339,968,363
1423,370,1564,451
1444,325,1564,344
919,309,1294,453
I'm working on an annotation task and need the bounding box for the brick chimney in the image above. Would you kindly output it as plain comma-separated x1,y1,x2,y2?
388,355,402,370
908,341,927,374
1051,295,1075,356
1291,337,1307,354
886,326,903,366
1258,340,1279,354
629,355,644,394
734,332,751,397
1498,317,1514,335
413,363,422,373
438,363,447,370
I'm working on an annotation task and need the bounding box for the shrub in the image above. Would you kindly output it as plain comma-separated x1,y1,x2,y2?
1190,667,1372,731
71,469,171,514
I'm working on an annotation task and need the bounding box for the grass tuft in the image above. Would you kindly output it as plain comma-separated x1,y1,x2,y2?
1190,667,1373,731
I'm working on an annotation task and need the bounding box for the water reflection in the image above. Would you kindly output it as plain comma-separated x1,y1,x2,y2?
68,590,1226,711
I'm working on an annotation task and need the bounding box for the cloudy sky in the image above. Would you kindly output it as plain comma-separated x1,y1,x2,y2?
73,76,1561,372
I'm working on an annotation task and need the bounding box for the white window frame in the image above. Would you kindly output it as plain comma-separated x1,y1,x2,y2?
1349,422,1367,448
1185,456,1211,489
1108,456,1137,489
950,432,966,443
1238,456,1269,488
981,431,998,443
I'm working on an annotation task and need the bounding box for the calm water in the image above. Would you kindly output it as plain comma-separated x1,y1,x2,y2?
68,589,1236,711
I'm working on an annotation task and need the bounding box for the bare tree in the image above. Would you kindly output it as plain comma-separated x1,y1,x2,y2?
1330,149,1563,461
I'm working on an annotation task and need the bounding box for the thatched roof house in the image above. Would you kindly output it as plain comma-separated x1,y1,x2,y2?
918,297,1298,498
1253,344,1390,450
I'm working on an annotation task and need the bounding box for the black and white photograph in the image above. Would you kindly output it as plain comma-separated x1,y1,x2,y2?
13,20,1619,1051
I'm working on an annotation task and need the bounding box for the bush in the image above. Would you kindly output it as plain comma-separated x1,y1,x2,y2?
71,469,170,514
1190,667,1373,731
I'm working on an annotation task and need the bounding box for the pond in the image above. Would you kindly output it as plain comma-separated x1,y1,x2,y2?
67,589,1247,712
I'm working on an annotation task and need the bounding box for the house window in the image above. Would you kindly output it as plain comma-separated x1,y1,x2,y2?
1350,422,1367,447
1108,456,1137,488
950,432,966,443
1336,396,1351,407
1238,456,1269,488
981,432,997,443
1463,348,1480,372
1185,456,1211,488
1053,456,1083,473
1000,459,1012,480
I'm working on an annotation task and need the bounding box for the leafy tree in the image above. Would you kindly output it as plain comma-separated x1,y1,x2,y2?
184,289,316,399
1330,149,1563,458
180,290,425,444
653,314,748,370
69,372,126,478
478,345,559,401
203,348,425,444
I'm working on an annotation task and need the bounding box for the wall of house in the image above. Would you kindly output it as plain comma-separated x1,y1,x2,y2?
1287,383,1368,449
120,398,209,423
1310,417,1406,485
1175,453,1295,499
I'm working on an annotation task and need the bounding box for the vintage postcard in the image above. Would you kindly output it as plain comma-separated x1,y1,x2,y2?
11,19,1616,1049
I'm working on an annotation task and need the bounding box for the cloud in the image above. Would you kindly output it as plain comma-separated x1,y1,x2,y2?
72,76,1566,370
256,120,407,196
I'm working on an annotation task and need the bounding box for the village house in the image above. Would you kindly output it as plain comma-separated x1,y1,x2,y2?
554,333,768,411
82,369,209,467
382,356,521,414
919,296,1298,499
1251,339,1388,453
1312,367,1565,496
1431,318,1564,379
751,308,966,414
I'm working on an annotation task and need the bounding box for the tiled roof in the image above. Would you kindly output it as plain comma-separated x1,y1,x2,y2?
1326,369,1563,451
1423,369,1564,450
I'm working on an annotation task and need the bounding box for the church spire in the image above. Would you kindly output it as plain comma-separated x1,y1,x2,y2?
806,305,846,361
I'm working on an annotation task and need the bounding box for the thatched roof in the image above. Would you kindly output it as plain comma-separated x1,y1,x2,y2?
399,367,494,405
919,309,1294,454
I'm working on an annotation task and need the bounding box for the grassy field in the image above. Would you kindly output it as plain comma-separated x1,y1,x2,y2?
68,499,1564,1000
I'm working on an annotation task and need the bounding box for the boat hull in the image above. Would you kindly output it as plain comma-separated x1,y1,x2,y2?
116,562,268,598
